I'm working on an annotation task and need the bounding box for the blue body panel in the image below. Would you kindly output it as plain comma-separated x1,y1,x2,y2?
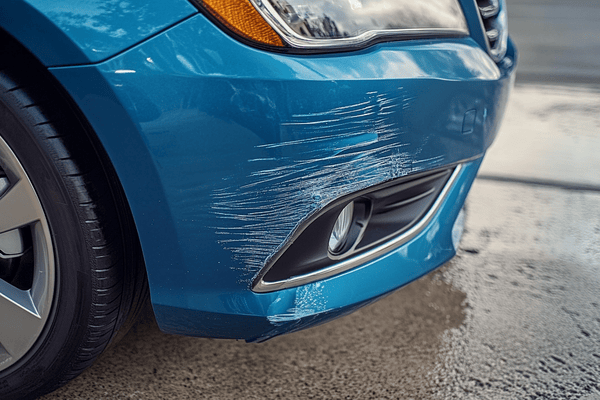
1,0,516,341
0,0,196,66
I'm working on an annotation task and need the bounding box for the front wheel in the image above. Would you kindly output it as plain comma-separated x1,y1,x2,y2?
0,48,146,399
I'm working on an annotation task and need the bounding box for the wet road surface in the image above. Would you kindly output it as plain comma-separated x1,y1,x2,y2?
436,181,600,398
41,83,600,399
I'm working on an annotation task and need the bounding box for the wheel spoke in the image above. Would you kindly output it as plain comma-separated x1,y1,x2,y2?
0,179,42,235
0,278,42,359
0,118,55,374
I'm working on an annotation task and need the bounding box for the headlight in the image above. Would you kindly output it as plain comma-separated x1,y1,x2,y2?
193,0,469,51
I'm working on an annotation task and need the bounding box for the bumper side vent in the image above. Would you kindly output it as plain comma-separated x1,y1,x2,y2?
253,165,462,292
476,0,508,62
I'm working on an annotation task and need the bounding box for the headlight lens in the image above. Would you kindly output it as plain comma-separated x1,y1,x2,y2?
193,0,468,50
253,0,469,49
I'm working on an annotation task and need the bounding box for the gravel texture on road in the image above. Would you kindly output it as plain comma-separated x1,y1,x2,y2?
436,180,600,399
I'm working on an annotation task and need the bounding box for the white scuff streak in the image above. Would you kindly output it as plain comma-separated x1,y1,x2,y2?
211,90,444,283
267,282,326,323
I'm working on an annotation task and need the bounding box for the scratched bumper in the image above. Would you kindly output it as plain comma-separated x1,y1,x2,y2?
153,157,482,342
51,13,517,340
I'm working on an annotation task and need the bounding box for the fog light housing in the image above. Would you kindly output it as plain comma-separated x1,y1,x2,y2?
253,166,456,292
328,202,354,254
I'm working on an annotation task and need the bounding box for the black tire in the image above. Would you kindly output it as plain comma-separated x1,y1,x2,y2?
0,43,148,399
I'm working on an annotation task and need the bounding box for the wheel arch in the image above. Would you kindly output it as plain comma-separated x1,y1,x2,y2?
0,26,134,236
0,20,190,321
0,25,153,321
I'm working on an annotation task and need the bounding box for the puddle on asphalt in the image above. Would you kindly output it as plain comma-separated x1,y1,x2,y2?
429,181,600,399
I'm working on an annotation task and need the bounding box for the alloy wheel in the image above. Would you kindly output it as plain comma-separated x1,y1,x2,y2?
0,135,54,372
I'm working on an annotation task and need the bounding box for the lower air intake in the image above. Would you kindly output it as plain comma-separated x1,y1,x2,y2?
253,165,461,292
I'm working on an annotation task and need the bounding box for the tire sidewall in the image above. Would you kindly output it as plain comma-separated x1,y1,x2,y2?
0,92,94,399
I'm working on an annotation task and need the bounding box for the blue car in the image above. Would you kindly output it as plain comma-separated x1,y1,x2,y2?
0,0,515,397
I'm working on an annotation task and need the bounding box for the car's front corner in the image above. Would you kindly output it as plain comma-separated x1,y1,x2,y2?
44,0,517,341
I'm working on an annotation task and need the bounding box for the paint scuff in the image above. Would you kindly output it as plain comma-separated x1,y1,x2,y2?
211,89,444,283
267,282,326,323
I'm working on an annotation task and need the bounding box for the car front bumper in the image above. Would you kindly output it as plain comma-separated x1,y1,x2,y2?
50,13,517,341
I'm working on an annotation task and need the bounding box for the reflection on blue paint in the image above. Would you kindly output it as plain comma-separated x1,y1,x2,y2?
25,0,196,63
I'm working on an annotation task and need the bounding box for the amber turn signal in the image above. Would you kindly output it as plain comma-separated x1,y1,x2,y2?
199,0,284,47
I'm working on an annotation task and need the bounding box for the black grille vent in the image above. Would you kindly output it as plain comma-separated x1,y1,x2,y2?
255,167,454,288
476,0,507,62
